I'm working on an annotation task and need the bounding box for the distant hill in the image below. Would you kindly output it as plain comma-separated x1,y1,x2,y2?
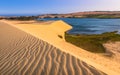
38,11,120,19
1,11,120,19
70,11,120,15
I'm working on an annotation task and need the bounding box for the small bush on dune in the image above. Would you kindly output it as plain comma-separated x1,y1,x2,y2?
58,35,63,39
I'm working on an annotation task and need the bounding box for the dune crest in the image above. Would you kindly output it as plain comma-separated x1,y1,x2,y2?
49,20,72,41
4,20,72,43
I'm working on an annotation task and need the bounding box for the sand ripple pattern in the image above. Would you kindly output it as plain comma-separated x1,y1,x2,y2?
0,22,106,75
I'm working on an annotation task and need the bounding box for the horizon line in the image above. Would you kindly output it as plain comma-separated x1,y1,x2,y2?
1,10,120,16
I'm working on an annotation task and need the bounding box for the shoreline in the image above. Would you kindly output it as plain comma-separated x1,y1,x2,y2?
1,20,120,75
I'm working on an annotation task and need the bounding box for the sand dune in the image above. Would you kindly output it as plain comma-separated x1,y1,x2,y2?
0,21,106,75
1,20,120,75
104,42,120,62
4,20,120,75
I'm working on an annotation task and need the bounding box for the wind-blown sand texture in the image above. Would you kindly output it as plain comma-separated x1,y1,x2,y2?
1,20,120,75
7,20,120,74
0,21,106,75
104,42,120,62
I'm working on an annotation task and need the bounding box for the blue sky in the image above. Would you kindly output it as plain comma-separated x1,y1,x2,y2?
0,0,120,14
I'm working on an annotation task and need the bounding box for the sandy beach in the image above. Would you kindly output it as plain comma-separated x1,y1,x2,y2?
0,20,120,75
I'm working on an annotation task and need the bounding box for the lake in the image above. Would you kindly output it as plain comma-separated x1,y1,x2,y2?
38,18,120,34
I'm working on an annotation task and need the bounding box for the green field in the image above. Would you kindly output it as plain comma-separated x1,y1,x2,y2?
65,31,120,53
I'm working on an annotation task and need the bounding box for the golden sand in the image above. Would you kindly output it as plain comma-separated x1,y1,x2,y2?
0,20,120,75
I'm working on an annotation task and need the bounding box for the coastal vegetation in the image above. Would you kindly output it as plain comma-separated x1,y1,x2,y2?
37,11,120,19
66,14,120,19
84,14,120,19
5,16,38,21
65,31,120,53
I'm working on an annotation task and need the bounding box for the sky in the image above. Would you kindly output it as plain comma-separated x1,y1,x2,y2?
0,0,120,15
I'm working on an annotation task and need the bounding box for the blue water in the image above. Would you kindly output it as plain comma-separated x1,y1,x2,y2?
38,18,120,34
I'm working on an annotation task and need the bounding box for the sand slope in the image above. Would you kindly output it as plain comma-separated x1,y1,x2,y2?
104,42,120,62
2,20,120,75
5,20,120,75
0,22,106,75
